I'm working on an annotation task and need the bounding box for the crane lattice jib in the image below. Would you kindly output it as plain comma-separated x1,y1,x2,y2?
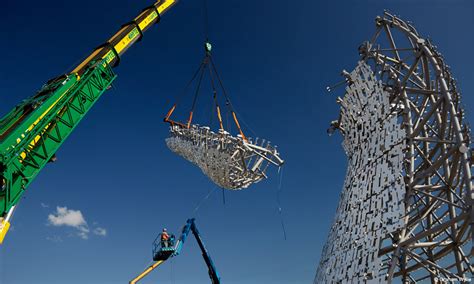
0,0,177,243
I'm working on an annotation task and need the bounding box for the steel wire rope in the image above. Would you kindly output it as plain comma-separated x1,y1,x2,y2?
165,60,207,124
207,60,226,131
202,0,210,42
177,61,207,107
187,64,208,125
208,90,215,130
208,57,234,113
209,57,258,137
200,0,258,138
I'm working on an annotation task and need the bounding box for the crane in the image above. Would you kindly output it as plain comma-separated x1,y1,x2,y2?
0,0,178,244
130,218,221,284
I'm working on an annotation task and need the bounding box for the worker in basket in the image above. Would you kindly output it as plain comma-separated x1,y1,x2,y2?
161,228,170,248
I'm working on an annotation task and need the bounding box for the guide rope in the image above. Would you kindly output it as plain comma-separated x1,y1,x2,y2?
221,189,226,205
191,186,219,217
276,167,287,240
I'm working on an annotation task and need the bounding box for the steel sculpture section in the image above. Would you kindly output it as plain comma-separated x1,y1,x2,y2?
166,125,284,190
316,61,407,283
317,12,473,283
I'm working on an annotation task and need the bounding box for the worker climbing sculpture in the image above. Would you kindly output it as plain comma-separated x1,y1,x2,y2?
316,12,473,283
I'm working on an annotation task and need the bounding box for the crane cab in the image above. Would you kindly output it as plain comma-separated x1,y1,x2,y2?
152,234,176,261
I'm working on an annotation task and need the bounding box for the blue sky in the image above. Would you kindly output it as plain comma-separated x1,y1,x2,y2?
0,0,473,283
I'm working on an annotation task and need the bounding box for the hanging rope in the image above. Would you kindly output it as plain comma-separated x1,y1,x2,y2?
191,186,219,217
229,108,258,138
208,64,225,130
165,61,206,124
276,167,287,240
187,64,207,128
164,0,250,143
221,189,226,205
208,57,232,113
209,57,248,142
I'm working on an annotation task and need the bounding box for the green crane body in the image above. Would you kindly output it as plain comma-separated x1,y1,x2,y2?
0,0,177,243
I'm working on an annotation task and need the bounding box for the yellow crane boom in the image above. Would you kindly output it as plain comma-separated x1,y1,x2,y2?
72,0,177,76
0,0,177,244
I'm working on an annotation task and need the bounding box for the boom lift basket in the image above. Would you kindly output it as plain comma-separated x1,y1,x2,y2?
164,45,284,190
152,234,176,261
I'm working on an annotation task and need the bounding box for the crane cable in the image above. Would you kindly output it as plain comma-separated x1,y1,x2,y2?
208,57,248,142
164,55,249,141
186,63,207,128
208,61,225,131
203,0,210,42
183,0,211,130
164,61,206,125
201,0,256,138
164,0,249,143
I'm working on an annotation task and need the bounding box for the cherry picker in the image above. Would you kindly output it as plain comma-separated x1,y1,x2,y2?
0,0,177,244
130,218,221,284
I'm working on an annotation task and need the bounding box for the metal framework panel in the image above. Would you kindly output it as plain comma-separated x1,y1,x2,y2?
317,12,473,283
166,125,283,190
317,61,407,283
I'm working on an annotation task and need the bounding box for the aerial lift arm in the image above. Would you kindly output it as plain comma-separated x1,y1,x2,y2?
130,260,166,284
130,219,221,284
0,0,177,244
175,219,221,284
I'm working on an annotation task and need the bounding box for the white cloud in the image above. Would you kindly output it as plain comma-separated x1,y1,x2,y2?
77,227,90,240
48,207,87,227
47,206,107,240
46,235,63,243
48,207,89,239
40,203,49,208
93,227,107,237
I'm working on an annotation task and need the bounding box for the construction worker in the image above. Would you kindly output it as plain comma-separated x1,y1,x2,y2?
161,228,170,248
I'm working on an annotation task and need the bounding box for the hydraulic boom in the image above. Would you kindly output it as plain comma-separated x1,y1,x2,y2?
130,218,221,284
0,0,177,244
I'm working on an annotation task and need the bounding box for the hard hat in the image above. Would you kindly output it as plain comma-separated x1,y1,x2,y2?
163,228,167,231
